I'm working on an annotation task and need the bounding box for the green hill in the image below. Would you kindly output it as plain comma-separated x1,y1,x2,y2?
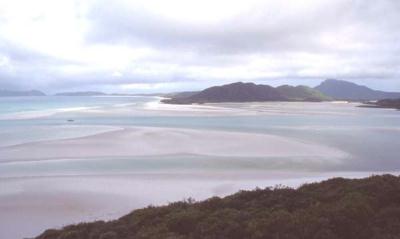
276,85,331,101
36,174,400,239
162,82,330,104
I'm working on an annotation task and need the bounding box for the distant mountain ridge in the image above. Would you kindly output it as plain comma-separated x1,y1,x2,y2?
162,82,330,104
0,89,45,97
55,91,107,96
2,79,399,101
315,79,400,100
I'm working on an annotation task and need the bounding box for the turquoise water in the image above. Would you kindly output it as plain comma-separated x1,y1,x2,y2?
1,96,400,174
1,96,400,239
0,96,150,115
0,96,149,146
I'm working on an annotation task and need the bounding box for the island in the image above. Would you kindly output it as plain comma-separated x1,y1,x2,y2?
162,80,400,105
162,82,330,104
36,174,400,239
361,98,400,110
0,89,45,97
55,91,107,96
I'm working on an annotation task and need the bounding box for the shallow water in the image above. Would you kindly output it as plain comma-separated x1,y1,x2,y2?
1,97,399,171
0,96,400,238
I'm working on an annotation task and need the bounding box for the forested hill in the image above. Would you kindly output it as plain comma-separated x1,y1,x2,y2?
36,174,400,239
162,82,330,104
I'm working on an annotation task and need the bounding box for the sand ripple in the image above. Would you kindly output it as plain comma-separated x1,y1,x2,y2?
0,127,348,161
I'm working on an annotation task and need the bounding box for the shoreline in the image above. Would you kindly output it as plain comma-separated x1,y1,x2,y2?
2,172,398,239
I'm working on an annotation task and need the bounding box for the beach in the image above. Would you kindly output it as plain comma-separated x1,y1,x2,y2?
1,97,400,238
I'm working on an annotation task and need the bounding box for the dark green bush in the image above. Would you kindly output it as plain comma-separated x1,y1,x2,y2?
36,174,400,239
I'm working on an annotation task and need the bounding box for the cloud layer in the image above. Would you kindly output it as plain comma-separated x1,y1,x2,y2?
0,0,399,92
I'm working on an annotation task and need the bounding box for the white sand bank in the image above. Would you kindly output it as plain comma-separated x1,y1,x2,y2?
0,127,348,161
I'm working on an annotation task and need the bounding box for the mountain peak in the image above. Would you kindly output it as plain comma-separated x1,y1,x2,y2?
55,91,106,96
321,79,360,86
315,79,400,100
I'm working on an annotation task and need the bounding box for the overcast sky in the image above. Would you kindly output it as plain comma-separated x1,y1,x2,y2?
0,0,399,93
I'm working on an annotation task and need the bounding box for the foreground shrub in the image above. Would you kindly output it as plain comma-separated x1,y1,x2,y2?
36,174,400,239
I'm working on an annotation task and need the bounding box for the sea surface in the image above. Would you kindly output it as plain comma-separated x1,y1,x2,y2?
0,96,399,238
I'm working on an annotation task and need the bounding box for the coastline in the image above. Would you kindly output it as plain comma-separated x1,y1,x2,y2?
1,99,399,238
2,172,397,239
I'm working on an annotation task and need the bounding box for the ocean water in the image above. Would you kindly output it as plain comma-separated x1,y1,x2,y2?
1,96,400,238
0,95,149,115
1,96,399,172
0,96,149,146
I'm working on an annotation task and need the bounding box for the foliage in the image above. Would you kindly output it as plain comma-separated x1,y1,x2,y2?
36,174,400,239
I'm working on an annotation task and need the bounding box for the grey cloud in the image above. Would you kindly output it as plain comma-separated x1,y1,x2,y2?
86,1,326,54
86,0,399,55
1,0,400,92
0,40,86,91
81,0,400,87
0,40,82,66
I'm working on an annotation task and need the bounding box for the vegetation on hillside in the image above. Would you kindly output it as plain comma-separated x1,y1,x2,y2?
36,174,400,239
276,85,331,101
162,82,330,104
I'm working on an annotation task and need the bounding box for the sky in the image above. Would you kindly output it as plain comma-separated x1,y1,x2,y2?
0,0,399,93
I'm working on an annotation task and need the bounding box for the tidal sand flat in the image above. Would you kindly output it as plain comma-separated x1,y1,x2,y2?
0,127,348,162
3,1,400,237
0,125,121,147
1,98,400,239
